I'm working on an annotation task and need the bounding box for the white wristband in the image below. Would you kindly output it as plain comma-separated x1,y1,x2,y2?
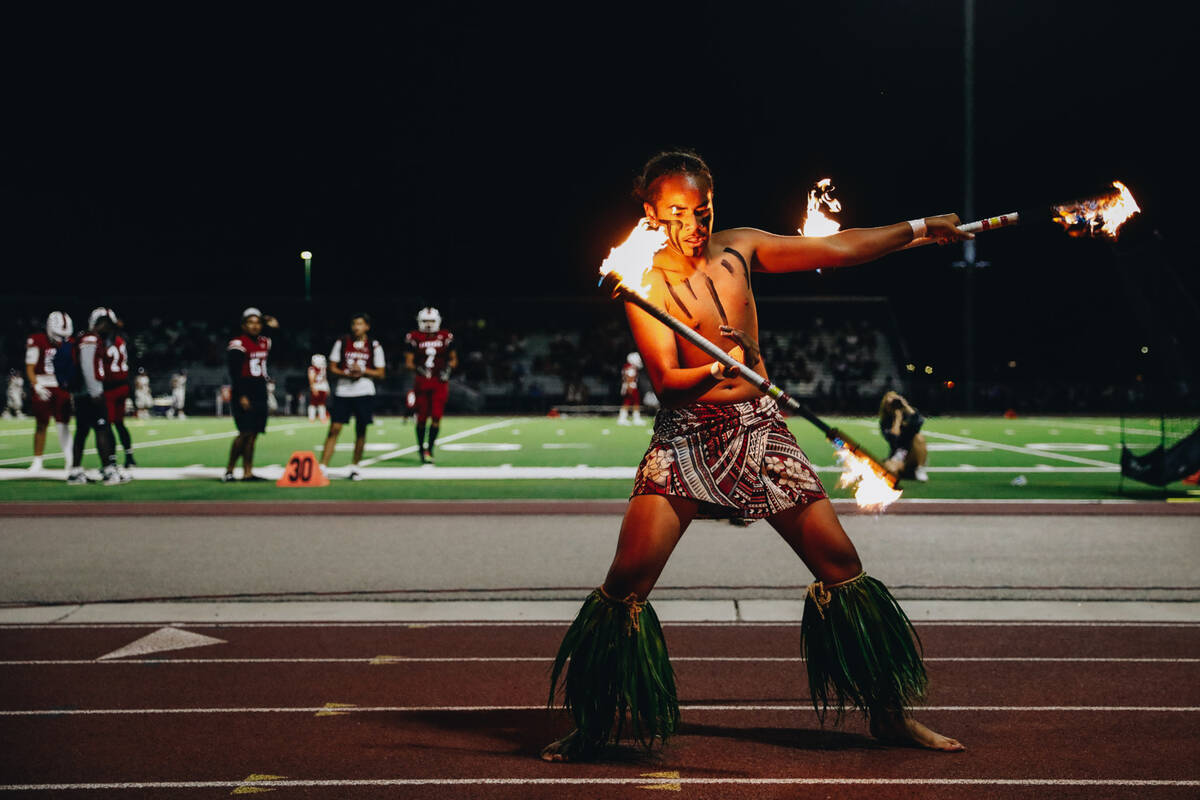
710,361,723,379
908,218,927,240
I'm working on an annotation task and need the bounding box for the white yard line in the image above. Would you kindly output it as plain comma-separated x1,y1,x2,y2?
0,424,311,467
893,428,1117,468
357,419,522,466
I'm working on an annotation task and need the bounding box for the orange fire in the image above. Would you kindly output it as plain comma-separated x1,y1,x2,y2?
799,178,843,237
1052,180,1141,239
598,218,669,299
835,447,902,512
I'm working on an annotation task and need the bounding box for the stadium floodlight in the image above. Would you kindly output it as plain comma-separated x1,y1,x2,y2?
300,251,313,301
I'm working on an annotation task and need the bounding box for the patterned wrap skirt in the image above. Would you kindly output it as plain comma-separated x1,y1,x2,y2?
632,395,827,519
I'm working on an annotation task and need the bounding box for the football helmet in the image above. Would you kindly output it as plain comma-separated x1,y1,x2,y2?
46,311,74,343
242,307,263,320
88,306,118,330
417,307,441,333
311,354,327,368
627,352,643,370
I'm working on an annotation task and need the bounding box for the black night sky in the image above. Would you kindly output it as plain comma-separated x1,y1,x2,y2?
3,3,1191,386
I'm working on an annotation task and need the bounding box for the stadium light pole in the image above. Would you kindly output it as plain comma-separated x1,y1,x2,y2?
952,0,988,412
300,250,313,302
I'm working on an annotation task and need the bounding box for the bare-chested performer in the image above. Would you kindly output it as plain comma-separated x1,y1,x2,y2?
544,150,971,762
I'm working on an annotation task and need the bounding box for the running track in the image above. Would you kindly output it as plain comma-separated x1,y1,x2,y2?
1,620,1197,798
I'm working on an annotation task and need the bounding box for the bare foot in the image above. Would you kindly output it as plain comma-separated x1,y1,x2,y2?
871,714,965,752
540,729,599,762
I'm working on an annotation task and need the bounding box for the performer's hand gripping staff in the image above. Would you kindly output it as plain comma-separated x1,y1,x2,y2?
597,269,898,489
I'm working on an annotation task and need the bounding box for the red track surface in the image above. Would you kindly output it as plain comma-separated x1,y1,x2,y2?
1,622,1197,798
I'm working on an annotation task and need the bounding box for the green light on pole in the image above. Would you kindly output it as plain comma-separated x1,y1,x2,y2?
300,251,313,301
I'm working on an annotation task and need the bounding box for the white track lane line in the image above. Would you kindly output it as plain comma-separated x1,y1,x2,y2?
2,704,1196,716
1,656,1195,665
356,418,522,466
2,619,1197,629
1,778,1197,790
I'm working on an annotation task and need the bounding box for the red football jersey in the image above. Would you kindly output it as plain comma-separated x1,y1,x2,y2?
621,362,639,395
77,332,107,383
103,335,130,386
405,330,454,379
24,332,59,383
333,337,384,374
308,364,329,389
227,334,271,379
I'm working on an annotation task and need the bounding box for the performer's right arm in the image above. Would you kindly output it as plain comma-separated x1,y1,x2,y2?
625,297,735,408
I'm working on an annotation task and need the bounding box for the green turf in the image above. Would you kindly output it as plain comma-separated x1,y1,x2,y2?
0,413,1194,502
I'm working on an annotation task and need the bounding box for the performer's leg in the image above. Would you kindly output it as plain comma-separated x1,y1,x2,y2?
543,494,698,762
768,499,963,751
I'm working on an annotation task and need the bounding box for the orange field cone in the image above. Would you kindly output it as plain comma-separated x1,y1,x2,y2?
276,450,330,487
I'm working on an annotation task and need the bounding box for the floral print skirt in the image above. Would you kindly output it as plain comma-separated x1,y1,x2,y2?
631,395,827,519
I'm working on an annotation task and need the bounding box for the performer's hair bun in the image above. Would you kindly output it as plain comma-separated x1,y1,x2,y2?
634,148,713,204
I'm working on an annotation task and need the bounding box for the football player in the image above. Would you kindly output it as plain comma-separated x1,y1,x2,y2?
169,370,188,419
404,307,456,464
25,311,74,473
618,351,645,426
134,368,153,420
224,308,278,482
68,309,124,485
97,307,136,472
307,354,329,422
320,313,386,480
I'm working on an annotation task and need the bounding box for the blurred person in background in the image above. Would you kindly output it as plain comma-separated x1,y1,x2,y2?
134,368,152,420
5,370,24,419
878,390,928,482
169,370,188,419
224,308,277,482
405,307,456,464
68,309,124,485
308,354,329,422
25,311,74,473
618,351,645,426
98,307,136,472
321,313,386,480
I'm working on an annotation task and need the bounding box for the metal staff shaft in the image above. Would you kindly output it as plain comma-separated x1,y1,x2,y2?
902,212,1021,249
599,271,896,485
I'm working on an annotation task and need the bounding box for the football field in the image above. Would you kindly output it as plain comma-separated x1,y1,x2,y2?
0,412,1192,502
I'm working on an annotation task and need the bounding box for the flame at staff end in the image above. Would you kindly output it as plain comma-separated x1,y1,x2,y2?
799,178,843,237
835,447,903,513
1052,180,1141,239
598,218,669,299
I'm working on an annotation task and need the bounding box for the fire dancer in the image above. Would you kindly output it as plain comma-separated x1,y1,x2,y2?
544,150,971,762
879,391,928,482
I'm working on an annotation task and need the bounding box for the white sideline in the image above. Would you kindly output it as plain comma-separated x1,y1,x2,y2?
1,599,1197,625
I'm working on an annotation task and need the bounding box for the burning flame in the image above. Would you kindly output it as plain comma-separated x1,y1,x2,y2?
835,447,902,512
598,218,669,299
1052,180,1141,239
799,178,843,237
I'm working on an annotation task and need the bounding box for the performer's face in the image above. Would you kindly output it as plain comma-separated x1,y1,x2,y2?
644,173,714,258
243,316,263,336
351,317,370,338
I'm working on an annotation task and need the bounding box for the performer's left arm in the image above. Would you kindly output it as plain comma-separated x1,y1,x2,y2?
736,214,971,273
